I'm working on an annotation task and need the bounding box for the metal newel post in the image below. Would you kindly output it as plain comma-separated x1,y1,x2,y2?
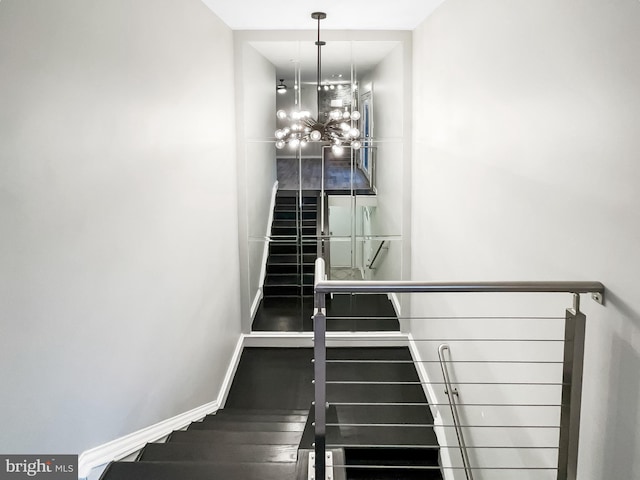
313,284,327,480
557,294,586,480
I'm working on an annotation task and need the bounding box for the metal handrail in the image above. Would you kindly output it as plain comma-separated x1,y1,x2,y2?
315,257,605,298
439,344,474,480
367,240,387,269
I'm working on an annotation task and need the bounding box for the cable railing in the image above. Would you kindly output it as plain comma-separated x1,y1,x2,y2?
311,257,604,480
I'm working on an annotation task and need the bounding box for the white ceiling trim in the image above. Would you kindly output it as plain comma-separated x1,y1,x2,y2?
200,0,445,31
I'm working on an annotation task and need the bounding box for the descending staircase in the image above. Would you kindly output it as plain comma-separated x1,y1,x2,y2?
99,347,443,480
322,348,442,479
99,409,307,480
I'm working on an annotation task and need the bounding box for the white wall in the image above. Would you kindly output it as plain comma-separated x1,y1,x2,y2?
233,38,277,331
412,0,640,478
0,0,241,455
363,43,407,283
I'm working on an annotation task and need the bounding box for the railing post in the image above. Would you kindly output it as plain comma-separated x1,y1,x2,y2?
557,294,586,480
313,286,327,480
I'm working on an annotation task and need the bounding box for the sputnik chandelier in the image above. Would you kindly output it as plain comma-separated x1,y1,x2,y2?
274,12,361,155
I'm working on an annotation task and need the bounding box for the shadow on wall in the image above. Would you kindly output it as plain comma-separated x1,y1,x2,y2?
599,291,640,479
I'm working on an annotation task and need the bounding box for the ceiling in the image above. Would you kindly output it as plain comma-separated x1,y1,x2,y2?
200,0,445,31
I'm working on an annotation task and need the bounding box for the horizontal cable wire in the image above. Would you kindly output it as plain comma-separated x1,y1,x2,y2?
325,315,565,321
330,464,558,471
399,315,565,320
323,338,566,342
326,444,559,450
328,401,563,407
326,380,566,386
326,423,560,429
325,359,564,364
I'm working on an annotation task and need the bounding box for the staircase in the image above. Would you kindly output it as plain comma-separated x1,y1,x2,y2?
263,191,319,299
99,347,443,480
99,409,307,480
323,347,443,480
252,191,319,331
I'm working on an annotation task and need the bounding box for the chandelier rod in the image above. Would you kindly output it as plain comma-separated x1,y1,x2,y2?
312,12,326,118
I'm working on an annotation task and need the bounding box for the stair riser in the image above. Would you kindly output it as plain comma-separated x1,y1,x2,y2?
265,274,300,286
269,244,297,255
275,198,318,205
267,264,314,275
268,248,318,258
271,228,317,236
266,264,299,275
272,220,317,228
263,285,303,297
267,253,316,264
274,211,317,221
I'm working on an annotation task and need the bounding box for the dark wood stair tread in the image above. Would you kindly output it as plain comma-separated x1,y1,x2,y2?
326,383,428,404
187,420,305,432
168,429,303,445
139,443,298,463
326,347,413,360
331,404,434,425
205,412,307,423
326,425,439,447
327,294,398,319
218,408,309,415
100,461,296,480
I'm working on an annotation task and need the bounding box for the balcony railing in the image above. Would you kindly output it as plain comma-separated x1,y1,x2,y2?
312,257,604,480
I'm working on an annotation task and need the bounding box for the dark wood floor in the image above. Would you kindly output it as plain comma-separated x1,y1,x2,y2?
225,348,314,410
224,347,430,413
251,294,400,332
277,157,371,192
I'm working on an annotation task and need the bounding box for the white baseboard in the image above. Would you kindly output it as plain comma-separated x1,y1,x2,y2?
250,181,279,320
407,333,439,420
217,335,245,408
250,290,263,321
78,335,245,479
389,292,402,318
407,334,454,480
78,400,218,478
